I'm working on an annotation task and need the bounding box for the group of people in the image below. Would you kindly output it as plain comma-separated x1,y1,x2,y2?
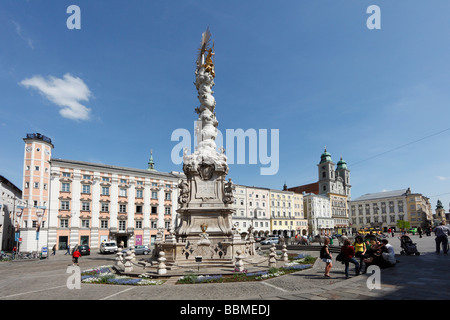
321,235,396,279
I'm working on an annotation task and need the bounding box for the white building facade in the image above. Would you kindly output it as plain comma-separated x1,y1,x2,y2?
304,193,334,236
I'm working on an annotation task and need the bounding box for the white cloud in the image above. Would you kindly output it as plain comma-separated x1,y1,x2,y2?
12,20,34,49
437,176,449,181
20,73,92,121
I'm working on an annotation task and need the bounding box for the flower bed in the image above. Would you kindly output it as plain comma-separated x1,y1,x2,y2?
81,266,165,286
176,258,315,284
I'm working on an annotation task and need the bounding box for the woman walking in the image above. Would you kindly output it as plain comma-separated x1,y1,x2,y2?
341,239,360,279
320,237,333,278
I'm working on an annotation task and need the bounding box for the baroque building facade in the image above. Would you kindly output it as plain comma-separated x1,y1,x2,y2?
20,133,182,252
349,188,432,233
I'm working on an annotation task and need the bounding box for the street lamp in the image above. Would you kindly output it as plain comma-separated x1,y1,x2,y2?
34,206,46,255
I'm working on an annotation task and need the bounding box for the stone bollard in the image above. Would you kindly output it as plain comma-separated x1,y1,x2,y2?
281,244,288,262
235,250,244,272
157,251,167,275
124,250,133,272
115,248,124,271
268,244,277,268
130,245,136,262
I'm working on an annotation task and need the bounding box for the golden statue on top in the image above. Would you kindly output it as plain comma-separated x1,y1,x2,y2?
196,27,215,78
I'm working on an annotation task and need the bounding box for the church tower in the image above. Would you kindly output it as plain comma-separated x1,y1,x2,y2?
317,147,335,195
147,150,156,171
436,200,446,223
336,156,351,198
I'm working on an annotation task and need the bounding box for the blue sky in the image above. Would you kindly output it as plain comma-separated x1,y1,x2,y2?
1,0,450,213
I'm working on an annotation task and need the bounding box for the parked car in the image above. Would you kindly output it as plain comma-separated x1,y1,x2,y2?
121,245,151,256
260,237,279,245
78,245,90,256
134,245,151,255
100,241,118,254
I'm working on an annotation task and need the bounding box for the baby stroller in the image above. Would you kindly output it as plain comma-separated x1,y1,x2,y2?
399,235,420,255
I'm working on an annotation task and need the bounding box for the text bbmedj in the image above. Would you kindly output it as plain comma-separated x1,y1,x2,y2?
180,304,270,317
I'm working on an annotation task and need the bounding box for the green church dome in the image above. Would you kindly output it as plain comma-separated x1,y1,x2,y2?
320,147,332,163
336,156,347,170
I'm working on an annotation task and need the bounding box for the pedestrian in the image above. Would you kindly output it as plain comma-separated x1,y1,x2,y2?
418,227,423,238
433,222,450,254
320,237,333,278
388,228,391,237
12,246,17,259
52,244,56,255
341,239,360,279
380,239,396,267
65,243,70,255
72,248,81,266
353,235,366,272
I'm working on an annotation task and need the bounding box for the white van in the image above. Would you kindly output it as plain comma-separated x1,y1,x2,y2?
100,241,118,254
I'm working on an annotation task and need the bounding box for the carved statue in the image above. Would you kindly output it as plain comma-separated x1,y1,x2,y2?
178,180,190,207
223,178,235,204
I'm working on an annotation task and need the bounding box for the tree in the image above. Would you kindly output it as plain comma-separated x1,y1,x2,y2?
396,220,410,232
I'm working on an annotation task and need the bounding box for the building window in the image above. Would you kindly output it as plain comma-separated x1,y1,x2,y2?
102,187,110,196
136,181,143,185
165,193,171,200
136,205,143,213
81,202,90,211
151,206,157,214
151,221,157,229
119,221,126,231
151,191,158,199
119,188,127,197
100,220,108,229
119,204,127,213
62,172,70,177
83,175,91,180
101,202,109,212
135,221,142,229
34,182,39,189
61,183,70,192
120,179,127,184
136,189,143,198
102,177,110,182
82,184,90,194
61,201,70,210
81,219,90,228
60,219,69,228
165,207,171,215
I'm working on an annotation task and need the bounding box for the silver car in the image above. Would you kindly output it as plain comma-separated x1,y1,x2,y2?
260,237,279,245
122,245,151,255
